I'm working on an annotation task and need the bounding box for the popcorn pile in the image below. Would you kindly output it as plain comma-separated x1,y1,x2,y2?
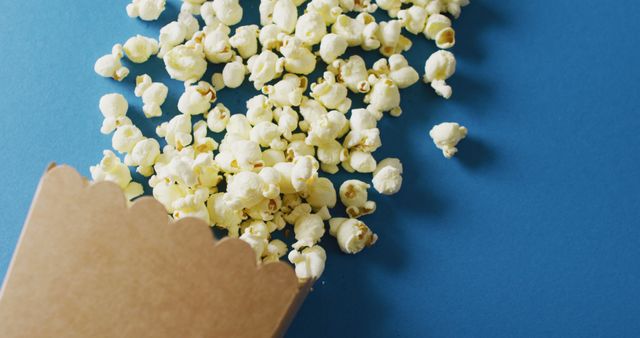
91,0,470,282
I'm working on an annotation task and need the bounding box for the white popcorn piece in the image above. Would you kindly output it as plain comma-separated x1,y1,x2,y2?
258,24,284,50
98,93,130,134
329,218,377,254
384,54,420,89
157,11,200,57
273,0,298,34
305,110,348,146
207,192,244,236
94,44,129,81
424,14,455,48
316,140,345,174
240,221,269,261
311,72,351,113
339,179,376,217
332,14,364,47
425,0,470,18
347,150,377,173
288,245,326,280
365,76,401,117
372,158,403,195
246,95,274,125
306,177,337,209
376,0,402,17
263,74,307,107
273,162,296,194
292,214,325,249
423,50,456,99
280,35,317,75
134,74,168,118
178,81,217,115
224,171,265,210
123,35,159,64
262,149,286,167
90,150,143,200
222,57,247,89
206,103,231,133
163,44,207,83
295,11,327,46
225,114,253,139
263,239,288,263
397,5,428,35
156,114,193,150
211,72,225,91
209,0,243,26
274,107,300,139
124,138,161,177
193,120,219,154
429,122,468,158
126,0,166,21
329,56,370,93
172,186,210,223
343,128,381,153
250,121,285,150
181,0,205,15
112,125,144,154
306,0,342,25
229,25,260,59
203,24,235,64
259,0,277,25
291,155,319,193
349,108,377,131
377,20,412,57
318,33,347,64
434,27,456,49
258,167,282,199
247,50,284,90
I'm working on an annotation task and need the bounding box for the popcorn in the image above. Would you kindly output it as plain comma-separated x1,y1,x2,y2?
258,24,284,50
90,150,143,200
247,50,284,90
384,54,420,89
156,114,193,150
262,74,307,107
232,140,264,170
280,36,317,75
123,35,159,64
134,74,168,118
163,44,207,83
206,193,243,236
258,167,283,199
181,0,205,15
126,0,166,21
376,0,402,17
206,103,231,133
262,149,286,167
426,0,470,18
295,11,327,46
306,177,337,209
203,24,235,64
229,25,260,59
329,56,370,93
112,125,144,154
240,221,269,261
291,155,319,193
211,72,225,90
318,33,348,64
316,140,345,174
343,128,381,153
305,110,348,146
193,120,219,153
209,0,243,26
273,0,298,34
274,107,300,139
172,187,210,223
349,108,377,131
94,44,129,81
178,81,217,115
222,57,247,89
157,11,199,57
397,5,428,35
424,14,455,49
224,171,266,211
288,245,326,280
346,150,377,173
329,218,377,254
423,50,456,99
377,20,412,57
273,162,296,194
310,71,351,113
429,122,468,158
332,14,364,47
259,0,277,25
98,93,130,134
365,76,401,117
339,179,376,218
372,158,403,195
357,12,381,51
123,138,161,177
246,95,274,125
292,214,325,249
152,179,188,213
263,239,288,263
250,121,285,149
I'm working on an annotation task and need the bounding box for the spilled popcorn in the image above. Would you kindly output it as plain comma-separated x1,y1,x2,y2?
91,0,471,282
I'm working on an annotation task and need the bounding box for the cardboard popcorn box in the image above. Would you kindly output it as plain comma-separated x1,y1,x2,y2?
0,165,311,338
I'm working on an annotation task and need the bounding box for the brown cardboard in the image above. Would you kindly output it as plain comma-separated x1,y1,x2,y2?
0,164,312,338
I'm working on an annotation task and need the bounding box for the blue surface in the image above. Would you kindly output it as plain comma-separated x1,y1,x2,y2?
1,1,640,337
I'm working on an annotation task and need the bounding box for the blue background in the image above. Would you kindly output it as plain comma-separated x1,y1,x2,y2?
1,1,639,337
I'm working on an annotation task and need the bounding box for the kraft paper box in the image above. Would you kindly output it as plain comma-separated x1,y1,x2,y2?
0,164,311,338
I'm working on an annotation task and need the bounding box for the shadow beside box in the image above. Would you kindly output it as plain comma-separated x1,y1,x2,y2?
0,164,312,338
